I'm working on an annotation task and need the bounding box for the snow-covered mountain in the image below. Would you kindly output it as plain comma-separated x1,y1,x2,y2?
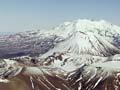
1,19,120,90
1,19,120,58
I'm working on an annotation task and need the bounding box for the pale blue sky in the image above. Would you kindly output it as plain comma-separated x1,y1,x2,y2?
0,0,120,32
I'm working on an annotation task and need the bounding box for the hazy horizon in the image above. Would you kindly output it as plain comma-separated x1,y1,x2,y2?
0,0,120,32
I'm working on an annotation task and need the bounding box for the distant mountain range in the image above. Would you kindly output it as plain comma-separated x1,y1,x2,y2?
0,32,14,35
